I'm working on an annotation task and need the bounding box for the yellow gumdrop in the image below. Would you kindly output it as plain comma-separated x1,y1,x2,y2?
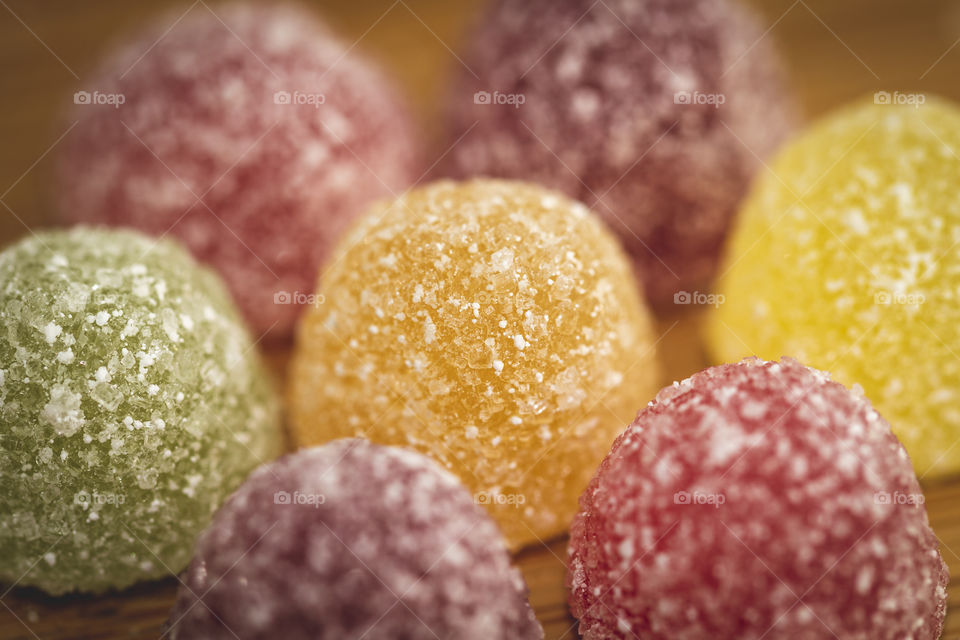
289,179,659,547
709,95,960,479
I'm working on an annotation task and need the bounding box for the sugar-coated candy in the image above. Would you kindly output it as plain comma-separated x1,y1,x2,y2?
0,228,282,594
568,357,947,639
166,439,543,639
289,179,659,549
709,97,960,479
58,3,420,338
439,0,794,303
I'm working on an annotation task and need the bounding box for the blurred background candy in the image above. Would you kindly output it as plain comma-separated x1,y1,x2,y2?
288,179,659,549
709,97,960,479
0,227,282,594
167,439,543,640
438,0,795,304
56,3,421,338
569,358,947,639
8,0,960,376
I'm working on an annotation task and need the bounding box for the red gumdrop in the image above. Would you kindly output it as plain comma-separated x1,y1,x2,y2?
568,357,947,639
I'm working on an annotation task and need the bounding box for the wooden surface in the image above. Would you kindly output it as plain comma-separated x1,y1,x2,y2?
5,0,960,638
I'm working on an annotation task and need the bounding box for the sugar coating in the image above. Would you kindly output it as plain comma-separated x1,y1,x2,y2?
167,439,543,639
568,357,947,639
58,3,420,337
289,179,659,548
0,228,282,594
709,97,960,479
439,0,794,303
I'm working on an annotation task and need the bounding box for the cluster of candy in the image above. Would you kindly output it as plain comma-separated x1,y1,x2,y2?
1,0,953,638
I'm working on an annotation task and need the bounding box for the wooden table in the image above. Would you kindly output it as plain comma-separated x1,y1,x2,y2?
4,0,960,638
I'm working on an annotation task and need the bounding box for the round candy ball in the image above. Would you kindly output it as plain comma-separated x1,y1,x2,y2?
58,3,420,338
167,439,543,639
289,179,659,548
568,357,947,639
438,0,795,303
0,228,282,594
709,96,960,479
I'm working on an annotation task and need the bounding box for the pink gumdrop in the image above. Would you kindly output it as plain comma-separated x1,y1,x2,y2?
58,3,420,338
568,357,947,639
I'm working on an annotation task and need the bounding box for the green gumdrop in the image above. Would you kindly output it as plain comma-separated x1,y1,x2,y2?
0,227,282,594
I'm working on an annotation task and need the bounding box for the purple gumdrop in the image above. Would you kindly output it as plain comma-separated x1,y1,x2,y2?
440,0,795,303
167,439,543,640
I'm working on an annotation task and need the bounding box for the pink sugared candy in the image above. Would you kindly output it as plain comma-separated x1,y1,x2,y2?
568,357,947,639
58,3,420,338
167,439,542,640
